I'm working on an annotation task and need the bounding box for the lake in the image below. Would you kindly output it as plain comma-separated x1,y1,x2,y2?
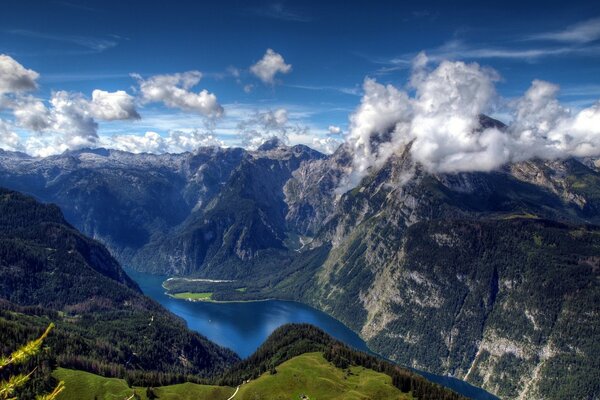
127,268,498,400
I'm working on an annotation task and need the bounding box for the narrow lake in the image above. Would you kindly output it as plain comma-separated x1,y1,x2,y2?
127,268,498,400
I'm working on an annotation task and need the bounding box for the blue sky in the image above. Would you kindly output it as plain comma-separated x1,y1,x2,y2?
1,0,600,155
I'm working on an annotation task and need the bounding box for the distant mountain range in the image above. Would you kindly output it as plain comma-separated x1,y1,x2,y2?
0,116,599,399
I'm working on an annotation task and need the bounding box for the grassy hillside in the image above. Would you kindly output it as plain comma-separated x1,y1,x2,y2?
55,353,411,400
235,352,410,400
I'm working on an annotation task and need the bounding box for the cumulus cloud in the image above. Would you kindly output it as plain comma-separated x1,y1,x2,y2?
48,91,98,146
237,108,311,149
89,89,140,120
0,55,228,156
134,71,223,117
345,77,413,186
11,96,51,131
238,108,290,149
343,54,600,190
250,49,292,85
0,119,23,152
107,129,223,154
8,89,141,155
0,54,39,95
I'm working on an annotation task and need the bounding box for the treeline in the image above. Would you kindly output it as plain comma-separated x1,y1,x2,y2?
324,343,465,400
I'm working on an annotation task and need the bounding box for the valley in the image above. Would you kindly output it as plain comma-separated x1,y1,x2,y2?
1,137,599,399
2,3,599,399
0,189,465,400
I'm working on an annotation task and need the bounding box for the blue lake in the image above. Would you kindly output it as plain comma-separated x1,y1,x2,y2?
127,268,498,400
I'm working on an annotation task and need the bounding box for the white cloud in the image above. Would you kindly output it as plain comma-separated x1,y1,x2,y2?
134,71,223,117
0,119,23,152
409,59,501,172
510,80,600,160
328,125,342,135
345,78,412,186
312,136,343,154
383,39,600,69
48,90,98,145
527,18,600,43
237,108,312,149
250,49,292,85
0,54,39,95
342,54,600,190
165,129,224,152
0,55,139,156
11,96,51,131
89,89,140,120
7,89,140,156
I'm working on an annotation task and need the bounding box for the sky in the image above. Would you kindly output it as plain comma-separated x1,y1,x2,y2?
1,0,600,158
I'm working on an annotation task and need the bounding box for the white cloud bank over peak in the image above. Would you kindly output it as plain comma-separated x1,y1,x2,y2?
344,53,600,189
237,108,316,150
134,71,223,117
312,136,343,154
250,49,292,85
238,108,291,149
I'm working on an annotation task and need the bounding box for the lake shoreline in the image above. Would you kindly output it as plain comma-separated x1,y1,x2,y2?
128,267,498,400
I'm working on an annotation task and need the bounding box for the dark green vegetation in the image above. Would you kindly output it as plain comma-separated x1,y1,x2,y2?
54,324,466,400
218,324,465,400
0,188,238,389
55,353,408,400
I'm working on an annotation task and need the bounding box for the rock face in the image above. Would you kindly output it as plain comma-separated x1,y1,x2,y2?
0,127,599,398
291,146,600,400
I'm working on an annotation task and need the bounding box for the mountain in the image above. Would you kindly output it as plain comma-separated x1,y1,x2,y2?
266,143,600,399
163,143,600,398
0,141,324,276
0,187,239,391
0,123,599,399
132,139,325,276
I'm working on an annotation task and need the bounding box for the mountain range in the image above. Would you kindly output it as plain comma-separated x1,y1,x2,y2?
0,116,599,399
